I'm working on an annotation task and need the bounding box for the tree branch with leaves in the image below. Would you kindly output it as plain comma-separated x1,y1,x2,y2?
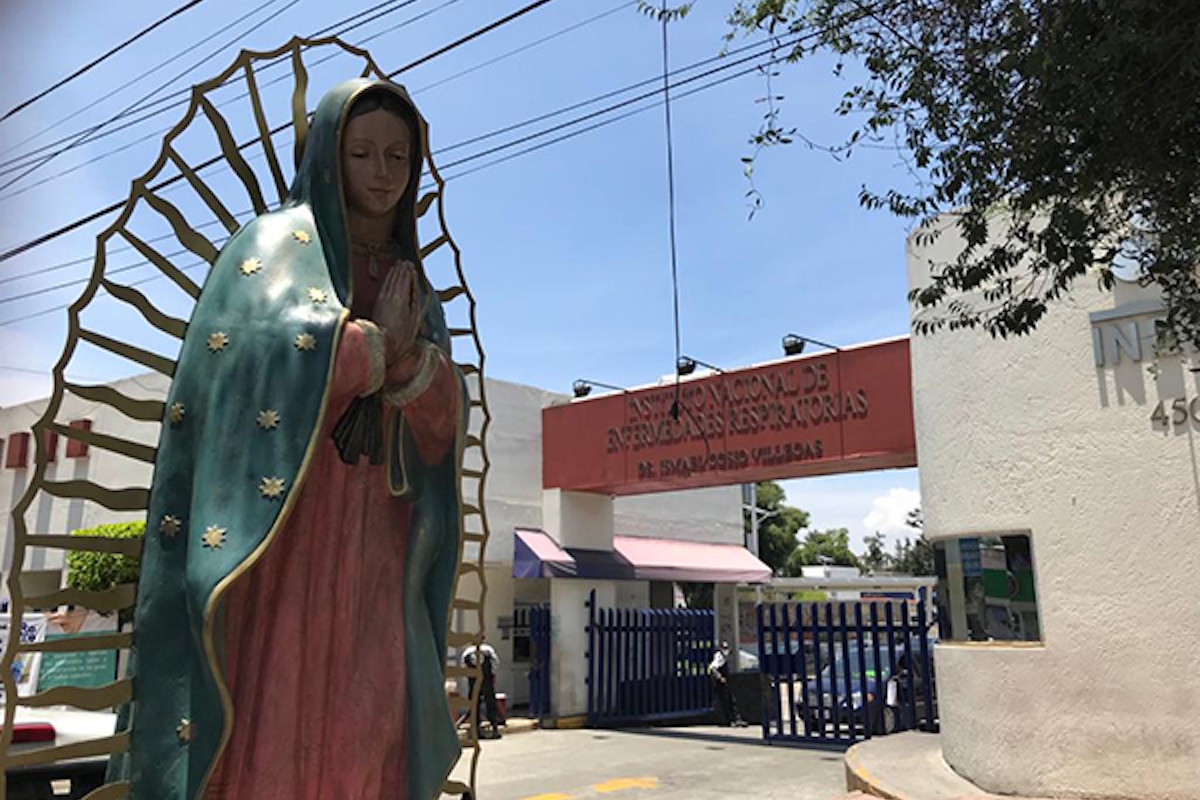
726,0,1200,353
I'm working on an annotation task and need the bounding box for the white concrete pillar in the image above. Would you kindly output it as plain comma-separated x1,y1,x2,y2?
550,578,615,718
542,489,614,550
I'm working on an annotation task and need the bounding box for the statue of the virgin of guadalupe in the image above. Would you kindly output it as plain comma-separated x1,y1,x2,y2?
113,78,465,800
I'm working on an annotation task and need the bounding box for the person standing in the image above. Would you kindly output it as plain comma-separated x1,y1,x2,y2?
709,641,748,727
463,636,502,739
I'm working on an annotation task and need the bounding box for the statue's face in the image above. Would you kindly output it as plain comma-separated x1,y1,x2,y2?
341,108,413,223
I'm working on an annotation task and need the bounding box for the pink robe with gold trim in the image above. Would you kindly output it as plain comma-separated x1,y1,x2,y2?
206,321,457,799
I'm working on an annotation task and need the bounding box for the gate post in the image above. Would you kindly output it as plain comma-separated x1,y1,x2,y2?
586,589,596,726
550,580,616,720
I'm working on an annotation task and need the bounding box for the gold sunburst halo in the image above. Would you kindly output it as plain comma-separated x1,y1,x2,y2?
295,332,316,351
239,257,263,276
307,287,328,305
168,402,185,425
292,229,311,244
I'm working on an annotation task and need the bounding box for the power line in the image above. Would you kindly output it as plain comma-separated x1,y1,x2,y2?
0,0,288,168
1,1,632,288
4,28,782,288
659,2,684,411
1,35,777,321
385,0,555,78
438,45,764,187
412,1,635,95
0,0,207,124
0,0,426,175
0,0,302,194
0,0,563,266
0,59,759,329
0,0,450,199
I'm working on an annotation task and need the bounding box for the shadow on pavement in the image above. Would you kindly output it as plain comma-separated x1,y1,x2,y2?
605,725,851,752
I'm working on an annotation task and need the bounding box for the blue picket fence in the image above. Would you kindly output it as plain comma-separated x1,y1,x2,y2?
586,590,715,726
758,595,937,745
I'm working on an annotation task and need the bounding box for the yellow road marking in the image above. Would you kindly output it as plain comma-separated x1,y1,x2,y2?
593,777,659,793
520,794,576,800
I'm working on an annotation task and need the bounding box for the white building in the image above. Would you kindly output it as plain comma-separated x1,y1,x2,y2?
0,373,746,714
908,221,1200,798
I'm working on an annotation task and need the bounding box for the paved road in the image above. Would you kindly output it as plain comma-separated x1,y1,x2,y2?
458,725,849,800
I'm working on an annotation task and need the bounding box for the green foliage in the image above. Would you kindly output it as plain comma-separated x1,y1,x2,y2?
856,507,934,575
66,522,144,595
637,1,694,22
746,480,811,574
679,581,714,609
726,0,1200,353
891,535,935,577
859,531,890,574
785,527,859,575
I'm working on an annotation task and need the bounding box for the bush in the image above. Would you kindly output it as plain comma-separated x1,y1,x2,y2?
66,522,144,595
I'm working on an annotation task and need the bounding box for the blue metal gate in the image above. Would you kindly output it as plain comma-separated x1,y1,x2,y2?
758,594,937,745
586,590,714,726
513,604,552,720
527,604,551,720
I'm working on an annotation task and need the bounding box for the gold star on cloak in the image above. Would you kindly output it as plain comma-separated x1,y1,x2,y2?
176,719,193,743
307,287,328,305
294,332,316,351
256,409,281,430
207,331,229,352
167,402,185,425
159,515,182,538
292,229,311,245
259,476,286,500
201,525,227,550
239,257,263,276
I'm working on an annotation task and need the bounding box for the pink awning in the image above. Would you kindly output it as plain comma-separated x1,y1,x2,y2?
514,529,772,583
614,535,772,584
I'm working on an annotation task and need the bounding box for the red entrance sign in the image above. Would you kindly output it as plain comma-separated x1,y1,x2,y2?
543,337,916,495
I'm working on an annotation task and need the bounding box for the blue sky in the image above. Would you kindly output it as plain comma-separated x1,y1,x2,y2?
0,0,921,549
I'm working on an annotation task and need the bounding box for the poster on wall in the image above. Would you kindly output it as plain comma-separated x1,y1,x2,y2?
37,610,120,692
0,613,48,702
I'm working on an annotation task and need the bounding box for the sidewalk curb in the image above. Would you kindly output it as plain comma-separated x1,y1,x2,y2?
844,743,903,800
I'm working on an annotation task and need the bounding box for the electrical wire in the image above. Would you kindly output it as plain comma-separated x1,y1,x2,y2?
0,0,452,200
0,0,427,176
0,1,635,287
659,2,684,420
0,41,773,326
0,0,289,170
0,0,562,267
0,0,208,124
0,0,305,195
2,32,795,307
412,1,635,95
0,1,653,200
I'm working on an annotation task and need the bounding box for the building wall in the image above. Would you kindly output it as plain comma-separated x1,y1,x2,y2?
908,221,1200,799
0,372,169,575
3,374,742,713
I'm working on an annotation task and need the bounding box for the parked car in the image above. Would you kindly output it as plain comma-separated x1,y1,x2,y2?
796,636,936,735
